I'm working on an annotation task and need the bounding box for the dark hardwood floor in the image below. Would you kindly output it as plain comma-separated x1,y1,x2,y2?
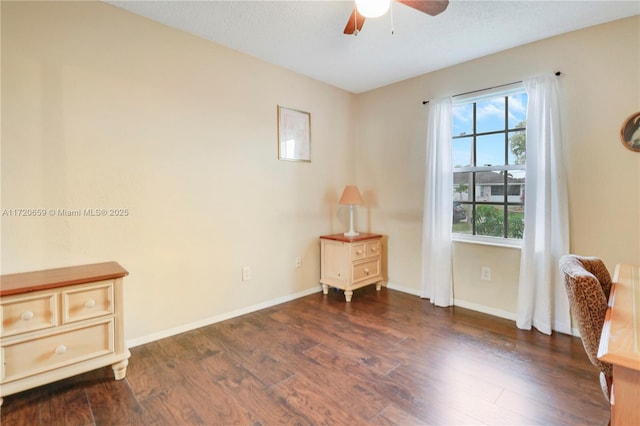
1,286,610,425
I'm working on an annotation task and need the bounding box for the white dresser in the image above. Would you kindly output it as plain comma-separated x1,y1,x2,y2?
0,262,130,407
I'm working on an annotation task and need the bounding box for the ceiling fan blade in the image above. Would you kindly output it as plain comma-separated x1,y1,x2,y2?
343,8,366,35
397,0,449,16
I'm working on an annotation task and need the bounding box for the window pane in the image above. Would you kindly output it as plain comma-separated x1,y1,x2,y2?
508,93,528,129
507,169,525,203
452,203,472,234
508,129,526,165
476,171,504,202
452,137,473,168
476,134,505,166
507,205,525,239
453,172,472,201
453,103,473,136
475,205,505,237
476,98,505,133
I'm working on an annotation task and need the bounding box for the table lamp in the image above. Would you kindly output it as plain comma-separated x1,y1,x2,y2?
339,185,364,237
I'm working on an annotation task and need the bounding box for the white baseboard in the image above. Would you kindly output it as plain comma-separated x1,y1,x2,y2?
453,299,579,336
386,282,421,296
386,282,517,323
452,299,517,322
126,286,321,348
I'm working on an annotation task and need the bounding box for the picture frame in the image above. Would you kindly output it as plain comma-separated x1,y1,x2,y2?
278,105,311,162
620,112,640,152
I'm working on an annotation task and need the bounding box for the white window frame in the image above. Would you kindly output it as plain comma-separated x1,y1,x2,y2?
451,85,526,248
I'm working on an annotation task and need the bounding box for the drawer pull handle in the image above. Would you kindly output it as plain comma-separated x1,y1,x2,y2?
356,250,363,255
55,344,67,355
370,247,378,252
364,268,370,275
21,311,34,321
84,299,96,309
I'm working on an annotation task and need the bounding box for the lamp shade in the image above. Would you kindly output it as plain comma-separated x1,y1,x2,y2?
339,185,364,205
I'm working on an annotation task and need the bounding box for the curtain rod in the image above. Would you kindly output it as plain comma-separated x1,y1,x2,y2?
421,71,562,105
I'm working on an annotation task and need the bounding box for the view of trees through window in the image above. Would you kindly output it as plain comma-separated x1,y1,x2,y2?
452,92,528,239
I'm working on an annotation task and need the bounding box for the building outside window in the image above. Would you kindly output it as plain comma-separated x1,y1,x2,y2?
452,91,528,241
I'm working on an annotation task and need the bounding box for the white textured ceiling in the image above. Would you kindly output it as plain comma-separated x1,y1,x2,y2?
104,0,639,94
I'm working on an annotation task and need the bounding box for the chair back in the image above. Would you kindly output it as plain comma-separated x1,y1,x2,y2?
559,254,613,377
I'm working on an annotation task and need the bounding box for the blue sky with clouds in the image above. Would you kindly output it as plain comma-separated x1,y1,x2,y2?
452,93,528,168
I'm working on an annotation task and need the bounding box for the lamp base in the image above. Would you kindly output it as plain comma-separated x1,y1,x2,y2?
344,204,359,237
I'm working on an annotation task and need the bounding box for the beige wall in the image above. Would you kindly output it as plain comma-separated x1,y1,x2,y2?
356,16,640,316
1,1,356,342
2,1,638,343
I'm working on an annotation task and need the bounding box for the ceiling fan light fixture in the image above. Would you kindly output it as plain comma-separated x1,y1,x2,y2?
355,0,391,18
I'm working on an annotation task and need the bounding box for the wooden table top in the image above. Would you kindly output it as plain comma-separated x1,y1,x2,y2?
320,232,382,243
598,263,640,371
0,262,128,297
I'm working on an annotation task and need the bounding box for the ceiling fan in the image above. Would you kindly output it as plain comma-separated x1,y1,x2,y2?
344,0,449,35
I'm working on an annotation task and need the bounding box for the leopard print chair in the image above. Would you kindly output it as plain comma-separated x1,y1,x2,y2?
559,254,613,401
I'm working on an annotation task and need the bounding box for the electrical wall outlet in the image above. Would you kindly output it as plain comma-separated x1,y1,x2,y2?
481,266,491,281
295,257,302,269
242,266,251,281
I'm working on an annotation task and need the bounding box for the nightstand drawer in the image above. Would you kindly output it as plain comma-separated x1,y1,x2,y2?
1,319,114,382
1,292,58,337
62,280,114,324
352,240,381,260
366,240,381,258
351,243,367,260
352,259,380,283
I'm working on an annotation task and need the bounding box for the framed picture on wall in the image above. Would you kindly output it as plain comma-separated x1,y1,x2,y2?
278,105,311,162
620,112,640,152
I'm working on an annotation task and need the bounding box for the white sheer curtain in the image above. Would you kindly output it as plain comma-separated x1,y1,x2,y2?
421,97,453,306
516,74,571,335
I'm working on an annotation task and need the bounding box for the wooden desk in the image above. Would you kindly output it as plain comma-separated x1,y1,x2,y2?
598,264,640,425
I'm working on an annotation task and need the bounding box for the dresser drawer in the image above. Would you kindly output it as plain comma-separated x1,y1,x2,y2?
1,292,58,337
62,280,114,324
352,259,380,284
1,319,115,382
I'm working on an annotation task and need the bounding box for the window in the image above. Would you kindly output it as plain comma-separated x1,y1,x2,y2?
452,91,528,240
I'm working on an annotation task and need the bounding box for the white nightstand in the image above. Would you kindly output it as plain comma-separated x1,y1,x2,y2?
0,262,130,408
320,233,384,302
